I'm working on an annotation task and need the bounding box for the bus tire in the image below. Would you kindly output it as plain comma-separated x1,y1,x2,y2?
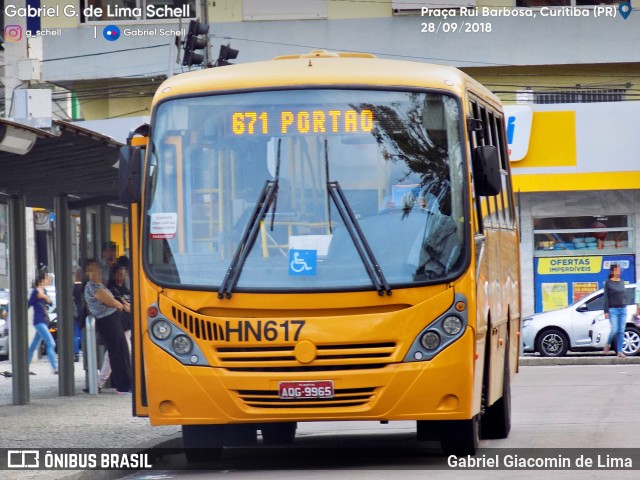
260,422,297,445
224,424,259,446
182,425,223,463
440,415,480,456
481,339,511,439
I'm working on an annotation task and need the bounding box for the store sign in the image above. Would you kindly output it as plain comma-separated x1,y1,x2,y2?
536,256,602,275
504,105,533,162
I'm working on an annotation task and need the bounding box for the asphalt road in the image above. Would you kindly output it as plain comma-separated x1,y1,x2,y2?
115,364,640,479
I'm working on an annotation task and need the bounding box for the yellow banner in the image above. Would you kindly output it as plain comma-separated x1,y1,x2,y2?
541,283,569,312
537,256,603,275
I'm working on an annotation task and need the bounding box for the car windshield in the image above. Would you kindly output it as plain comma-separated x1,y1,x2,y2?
144,89,467,293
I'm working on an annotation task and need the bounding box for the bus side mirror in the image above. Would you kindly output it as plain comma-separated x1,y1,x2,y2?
119,146,142,203
472,145,502,196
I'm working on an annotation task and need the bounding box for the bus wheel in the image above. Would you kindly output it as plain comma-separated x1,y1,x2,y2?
260,422,297,445
182,425,223,463
440,416,480,456
225,424,259,446
481,342,511,439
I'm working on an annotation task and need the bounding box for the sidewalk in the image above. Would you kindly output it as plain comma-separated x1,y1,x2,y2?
0,356,180,480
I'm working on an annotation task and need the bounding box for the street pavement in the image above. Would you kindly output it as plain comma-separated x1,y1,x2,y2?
1,352,638,480
0,355,180,480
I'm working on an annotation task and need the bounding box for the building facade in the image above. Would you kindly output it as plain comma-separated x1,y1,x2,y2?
506,102,640,315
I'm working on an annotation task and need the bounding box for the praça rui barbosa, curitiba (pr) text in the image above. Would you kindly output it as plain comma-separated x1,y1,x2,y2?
420,6,618,19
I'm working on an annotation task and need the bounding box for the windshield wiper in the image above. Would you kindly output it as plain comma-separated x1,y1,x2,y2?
218,140,281,299
326,181,392,296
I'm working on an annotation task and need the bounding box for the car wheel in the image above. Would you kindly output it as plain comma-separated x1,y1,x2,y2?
536,328,569,357
622,326,640,356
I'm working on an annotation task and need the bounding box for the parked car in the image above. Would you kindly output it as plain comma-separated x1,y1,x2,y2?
521,284,640,357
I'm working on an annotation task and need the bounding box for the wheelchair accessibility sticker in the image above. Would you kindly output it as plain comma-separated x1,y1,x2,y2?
289,249,317,276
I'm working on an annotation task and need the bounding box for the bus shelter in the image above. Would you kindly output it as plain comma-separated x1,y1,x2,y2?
0,118,123,405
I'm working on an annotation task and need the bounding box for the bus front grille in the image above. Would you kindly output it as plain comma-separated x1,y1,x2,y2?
215,343,396,371
234,387,377,408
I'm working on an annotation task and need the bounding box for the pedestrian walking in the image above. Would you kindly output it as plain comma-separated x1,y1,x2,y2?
27,271,58,374
603,263,628,357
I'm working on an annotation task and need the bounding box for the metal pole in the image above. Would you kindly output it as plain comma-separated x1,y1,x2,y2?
54,195,75,396
97,205,111,255
79,207,88,266
85,315,99,395
201,0,210,66
8,195,29,405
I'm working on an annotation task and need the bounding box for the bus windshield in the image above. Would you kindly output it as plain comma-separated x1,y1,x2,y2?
145,89,467,292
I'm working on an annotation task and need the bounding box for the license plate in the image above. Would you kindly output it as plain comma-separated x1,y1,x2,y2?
278,381,334,399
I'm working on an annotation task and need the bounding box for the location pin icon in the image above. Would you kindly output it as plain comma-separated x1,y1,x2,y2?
619,1,632,20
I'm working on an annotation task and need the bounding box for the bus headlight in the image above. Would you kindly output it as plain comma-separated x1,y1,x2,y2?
146,303,209,366
442,316,463,335
420,331,441,350
404,293,468,363
152,319,172,340
172,335,193,355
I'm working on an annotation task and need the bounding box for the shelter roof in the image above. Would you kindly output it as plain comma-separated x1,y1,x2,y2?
0,118,123,208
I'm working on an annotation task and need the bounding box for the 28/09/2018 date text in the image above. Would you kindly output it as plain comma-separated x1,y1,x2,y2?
421,22,492,33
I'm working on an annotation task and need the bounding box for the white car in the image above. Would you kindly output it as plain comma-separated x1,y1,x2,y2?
521,284,640,357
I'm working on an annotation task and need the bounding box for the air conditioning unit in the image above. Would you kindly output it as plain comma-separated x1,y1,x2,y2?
12,89,52,128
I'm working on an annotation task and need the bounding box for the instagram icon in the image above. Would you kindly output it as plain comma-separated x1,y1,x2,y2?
4,25,23,42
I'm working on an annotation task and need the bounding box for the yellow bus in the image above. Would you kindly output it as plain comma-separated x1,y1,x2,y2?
119,50,520,459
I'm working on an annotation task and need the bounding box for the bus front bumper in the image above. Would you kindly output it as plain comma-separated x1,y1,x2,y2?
144,329,476,426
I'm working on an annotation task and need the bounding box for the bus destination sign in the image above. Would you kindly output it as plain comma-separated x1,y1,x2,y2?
231,109,374,136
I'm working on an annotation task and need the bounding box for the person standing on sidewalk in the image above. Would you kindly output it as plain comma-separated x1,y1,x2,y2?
84,259,131,394
97,261,133,390
603,263,628,358
27,271,58,374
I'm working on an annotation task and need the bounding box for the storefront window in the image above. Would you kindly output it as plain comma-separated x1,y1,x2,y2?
533,215,633,256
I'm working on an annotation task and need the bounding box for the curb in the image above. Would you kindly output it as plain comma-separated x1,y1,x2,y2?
519,355,640,366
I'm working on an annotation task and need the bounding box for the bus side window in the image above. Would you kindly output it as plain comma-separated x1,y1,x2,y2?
494,114,515,228
487,110,509,227
469,98,493,233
